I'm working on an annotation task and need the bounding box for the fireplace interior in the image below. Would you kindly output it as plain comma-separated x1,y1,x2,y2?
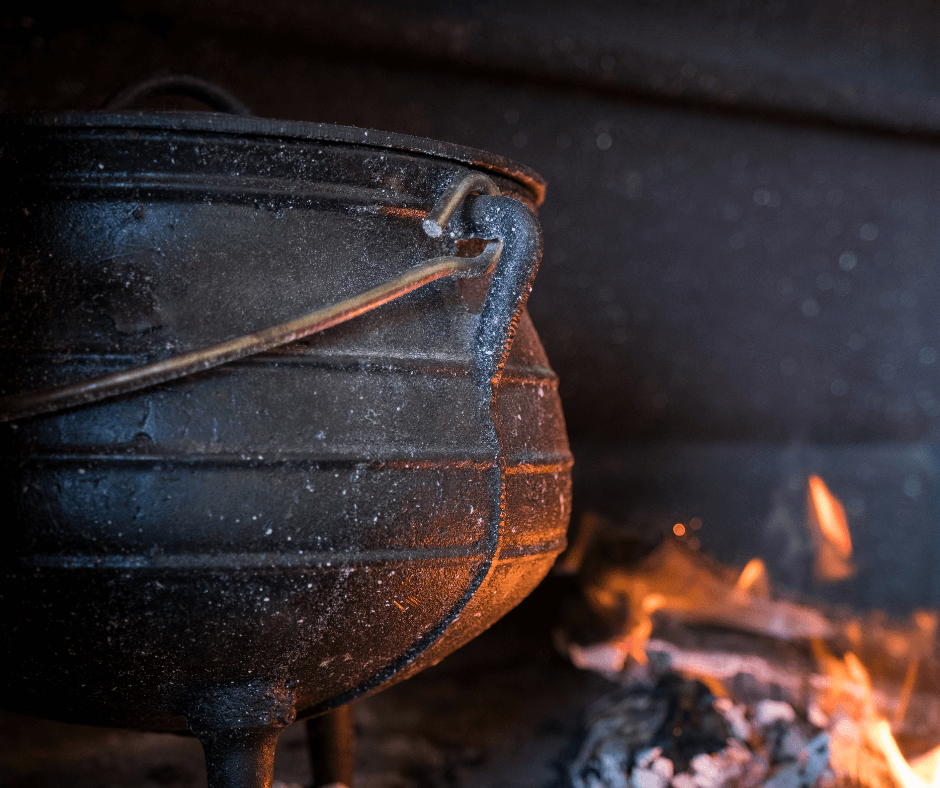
4,1,940,786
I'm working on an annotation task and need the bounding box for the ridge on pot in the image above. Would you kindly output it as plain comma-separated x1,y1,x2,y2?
0,78,571,788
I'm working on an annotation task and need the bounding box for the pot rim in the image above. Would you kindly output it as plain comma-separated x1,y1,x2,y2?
0,110,546,207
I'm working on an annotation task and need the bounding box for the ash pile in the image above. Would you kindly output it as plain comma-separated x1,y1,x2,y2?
569,672,829,788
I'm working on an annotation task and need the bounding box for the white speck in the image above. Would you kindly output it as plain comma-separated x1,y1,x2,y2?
860,223,879,241
265,528,273,535
839,251,857,271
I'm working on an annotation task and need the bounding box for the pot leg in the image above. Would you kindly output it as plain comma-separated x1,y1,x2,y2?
186,680,296,788
306,705,354,787
197,727,283,788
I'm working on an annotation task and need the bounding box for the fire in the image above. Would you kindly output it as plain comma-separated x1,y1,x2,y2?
735,557,768,595
813,639,940,788
807,474,856,582
871,721,940,788
805,486,934,788
895,611,938,726
565,484,940,788
808,475,852,556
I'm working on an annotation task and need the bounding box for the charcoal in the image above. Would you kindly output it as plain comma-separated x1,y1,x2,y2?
568,671,839,788
729,673,767,706
774,726,810,763
713,698,751,742
569,683,670,788
653,675,730,772
763,734,830,788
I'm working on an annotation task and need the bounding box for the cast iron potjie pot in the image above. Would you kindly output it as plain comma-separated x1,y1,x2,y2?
0,82,571,788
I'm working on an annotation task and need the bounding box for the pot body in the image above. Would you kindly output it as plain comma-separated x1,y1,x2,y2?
0,113,571,731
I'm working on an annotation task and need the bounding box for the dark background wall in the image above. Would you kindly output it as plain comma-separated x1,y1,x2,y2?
5,0,940,612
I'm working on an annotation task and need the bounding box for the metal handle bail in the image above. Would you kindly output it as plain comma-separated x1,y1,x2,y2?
0,173,509,422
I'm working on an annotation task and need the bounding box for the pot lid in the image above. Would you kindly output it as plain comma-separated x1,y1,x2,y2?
1,110,546,207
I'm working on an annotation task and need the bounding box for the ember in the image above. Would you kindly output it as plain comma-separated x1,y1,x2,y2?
560,476,940,788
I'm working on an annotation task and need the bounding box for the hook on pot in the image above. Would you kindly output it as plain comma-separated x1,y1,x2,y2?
422,172,500,238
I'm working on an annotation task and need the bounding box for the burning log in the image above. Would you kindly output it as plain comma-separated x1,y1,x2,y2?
582,539,834,645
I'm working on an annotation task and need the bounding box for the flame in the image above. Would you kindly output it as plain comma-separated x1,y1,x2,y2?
583,540,833,673
808,474,856,582
735,558,767,593
815,642,939,788
625,592,666,666
894,610,938,727
872,722,940,788
912,746,940,786
808,475,852,556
